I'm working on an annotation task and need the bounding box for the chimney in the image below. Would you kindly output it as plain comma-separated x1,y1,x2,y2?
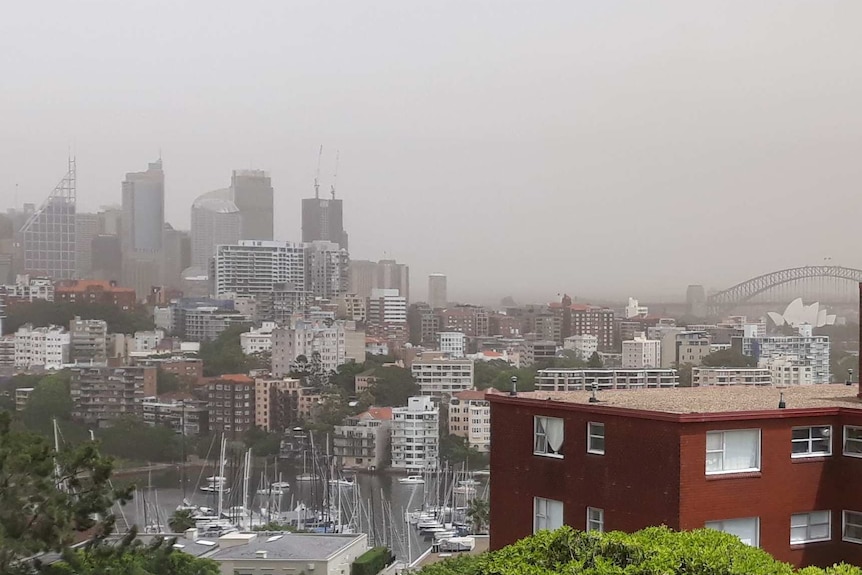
256,549,268,559
184,527,198,540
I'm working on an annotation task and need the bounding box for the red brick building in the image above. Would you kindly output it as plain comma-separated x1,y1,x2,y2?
489,385,862,568
203,374,255,437
55,279,137,310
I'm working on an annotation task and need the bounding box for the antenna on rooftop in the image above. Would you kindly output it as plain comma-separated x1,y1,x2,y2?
314,145,323,199
331,150,339,200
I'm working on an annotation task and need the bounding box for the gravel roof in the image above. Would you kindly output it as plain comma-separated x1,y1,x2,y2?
208,533,363,561
517,384,862,414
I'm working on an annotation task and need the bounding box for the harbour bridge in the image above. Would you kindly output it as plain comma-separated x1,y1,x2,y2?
706,265,862,315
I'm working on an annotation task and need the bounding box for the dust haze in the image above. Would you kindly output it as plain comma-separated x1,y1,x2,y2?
2,1,861,304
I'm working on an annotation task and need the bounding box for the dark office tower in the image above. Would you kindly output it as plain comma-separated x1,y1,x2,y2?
90,235,122,282
302,198,348,250
686,284,707,318
162,224,191,290
121,159,165,296
230,170,273,241
20,159,77,279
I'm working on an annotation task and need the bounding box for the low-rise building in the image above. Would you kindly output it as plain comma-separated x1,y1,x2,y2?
333,406,393,470
354,368,378,395
141,395,209,435
563,334,598,361
449,389,491,452
133,330,166,353
488,384,862,568
391,396,439,472
70,365,157,425
520,340,557,367
437,331,467,358
621,333,661,369
535,368,679,391
692,367,772,386
675,331,712,366
184,307,249,342
240,322,277,355
14,324,70,370
0,335,15,368
411,357,474,398
14,387,34,411
69,316,108,364
763,355,816,386
54,279,136,310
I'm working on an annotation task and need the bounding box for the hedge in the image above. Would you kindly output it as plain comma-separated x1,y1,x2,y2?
352,546,394,575
418,526,862,575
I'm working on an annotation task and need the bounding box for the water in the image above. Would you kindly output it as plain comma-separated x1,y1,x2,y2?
114,463,489,564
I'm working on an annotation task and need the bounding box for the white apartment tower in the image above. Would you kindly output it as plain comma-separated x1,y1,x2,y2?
411,357,474,397
391,396,439,472
437,331,467,358
271,319,365,376
214,240,306,299
307,240,349,300
622,332,661,368
14,324,70,370
69,317,108,363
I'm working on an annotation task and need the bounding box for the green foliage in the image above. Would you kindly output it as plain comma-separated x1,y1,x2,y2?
368,366,419,407
466,498,489,534
330,362,366,395
2,300,153,336
587,351,604,368
41,530,220,575
439,434,487,468
98,418,183,463
20,371,74,428
677,362,694,387
168,509,196,533
0,411,133,574
418,526,862,575
351,546,394,575
701,349,757,368
199,324,252,377
243,426,282,457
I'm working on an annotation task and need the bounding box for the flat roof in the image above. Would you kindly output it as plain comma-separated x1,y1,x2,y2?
207,532,363,561
501,384,862,415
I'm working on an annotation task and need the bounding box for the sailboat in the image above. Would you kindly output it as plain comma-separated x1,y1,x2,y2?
295,448,319,482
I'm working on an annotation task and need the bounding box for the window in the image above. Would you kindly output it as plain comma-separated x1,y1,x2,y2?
792,426,831,457
791,511,831,544
587,422,605,454
844,426,862,457
843,511,862,543
587,507,604,532
705,517,760,547
533,497,563,533
534,416,564,458
705,429,760,474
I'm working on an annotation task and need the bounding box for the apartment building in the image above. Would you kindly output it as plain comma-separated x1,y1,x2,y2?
621,333,661,369
2,275,55,303
240,322,277,355
675,331,713,366
410,357,474,397
141,395,209,435
552,304,615,350
15,387,34,411
437,305,489,337
183,306,248,342
131,356,204,385
69,316,108,363
69,365,157,425
204,374,255,436
490,385,862,568
254,376,303,432
338,293,367,323
54,279,136,310
563,334,598,361
333,406,393,470
133,330,165,353
764,356,815,386
693,367,772,386
14,324,70,370
271,319,364,377
391,396,439,472
535,368,679,391
366,288,409,351
520,340,557,367
0,335,16,368
449,389,491,452
214,240,306,300
437,331,467,358
733,325,830,384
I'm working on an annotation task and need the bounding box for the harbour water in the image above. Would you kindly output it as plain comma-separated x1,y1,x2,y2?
113,463,489,564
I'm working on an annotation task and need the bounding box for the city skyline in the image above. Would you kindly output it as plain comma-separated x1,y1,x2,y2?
3,1,862,302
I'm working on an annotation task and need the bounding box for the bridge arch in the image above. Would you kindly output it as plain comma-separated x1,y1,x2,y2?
707,265,862,309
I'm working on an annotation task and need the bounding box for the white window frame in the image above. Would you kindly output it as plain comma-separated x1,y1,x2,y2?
533,497,564,533
587,422,605,455
586,507,604,532
534,416,564,458
790,511,831,544
843,510,862,544
705,429,761,475
704,517,760,547
843,426,862,458
791,425,832,458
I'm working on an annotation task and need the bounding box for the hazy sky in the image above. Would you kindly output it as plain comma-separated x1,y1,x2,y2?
2,1,861,304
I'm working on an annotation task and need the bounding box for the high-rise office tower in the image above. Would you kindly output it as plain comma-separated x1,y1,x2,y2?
20,159,77,279
302,197,348,250
162,224,190,290
230,170,273,241
190,188,241,269
90,235,122,281
428,273,447,309
348,259,410,301
121,159,165,296
75,212,101,278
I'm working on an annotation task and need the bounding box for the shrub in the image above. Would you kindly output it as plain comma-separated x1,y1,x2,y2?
351,546,393,575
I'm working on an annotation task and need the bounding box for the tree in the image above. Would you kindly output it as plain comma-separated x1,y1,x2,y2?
199,324,252,377
368,367,419,407
330,361,365,395
587,351,603,368
98,418,182,463
168,509,196,533
417,525,862,575
0,411,133,575
465,498,489,534
2,300,153,336
21,372,74,430
677,362,694,387
701,348,757,368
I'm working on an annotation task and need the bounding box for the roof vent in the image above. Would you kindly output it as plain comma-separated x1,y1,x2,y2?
778,392,786,409
509,376,517,396
588,384,600,403
256,550,268,559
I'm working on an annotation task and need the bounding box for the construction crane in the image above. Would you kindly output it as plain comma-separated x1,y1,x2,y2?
330,150,339,200
314,145,323,199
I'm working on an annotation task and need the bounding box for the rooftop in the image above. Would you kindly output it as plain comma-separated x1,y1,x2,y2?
503,384,862,415
454,389,489,401
206,532,363,561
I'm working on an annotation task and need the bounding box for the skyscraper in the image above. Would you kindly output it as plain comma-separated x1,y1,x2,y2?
190,188,241,269
121,159,165,296
75,212,100,278
348,259,410,301
302,197,348,250
428,273,447,309
20,159,77,279
230,170,273,241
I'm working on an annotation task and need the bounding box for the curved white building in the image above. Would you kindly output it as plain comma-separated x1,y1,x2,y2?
190,188,241,269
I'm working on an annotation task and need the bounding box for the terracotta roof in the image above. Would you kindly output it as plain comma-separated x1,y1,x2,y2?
507,385,862,415
454,389,489,401
215,374,254,383
56,280,135,293
364,406,393,420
